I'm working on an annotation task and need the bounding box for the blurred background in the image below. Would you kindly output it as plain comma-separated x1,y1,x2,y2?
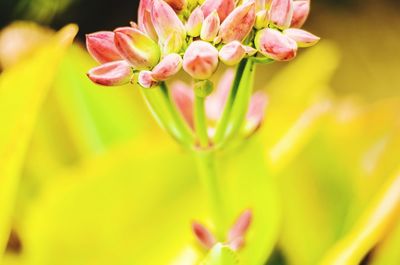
0,0,399,265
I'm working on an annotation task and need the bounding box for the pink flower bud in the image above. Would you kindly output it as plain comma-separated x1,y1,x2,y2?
244,91,268,134
192,222,217,249
219,41,246,66
183,40,219,80
164,0,186,12
114,27,161,70
290,0,310,28
200,11,220,42
219,0,256,43
228,210,252,242
86,31,121,64
151,53,182,80
162,32,185,55
269,0,294,29
255,0,266,11
283,28,319,47
201,0,234,22
138,70,157,88
255,10,269,29
186,7,204,37
87,60,132,86
255,28,297,61
138,0,158,40
151,0,186,52
171,81,194,127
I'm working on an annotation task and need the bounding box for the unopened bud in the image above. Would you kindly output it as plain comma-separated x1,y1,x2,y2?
87,60,132,86
86,31,121,64
151,53,183,80
114,27,160,70
255,28,297,61
219,0,256,43
200,11,220,42
138,70,157,88
183,40,219,80
219,41,246,66
255,10,269,29
291,0,310,28
269,0,294,29
283,28,319,47
201,0,235,22
186,7,204,37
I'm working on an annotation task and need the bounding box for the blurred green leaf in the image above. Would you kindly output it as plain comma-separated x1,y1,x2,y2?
0,24,77,260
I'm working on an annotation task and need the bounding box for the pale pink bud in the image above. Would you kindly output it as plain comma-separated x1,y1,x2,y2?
186,7,204,37
87,60,132,86
219,41,246,66
138,70,157,88
114,27,161,70
183,40,219,80
219,0,256,43
255,0,266,11
86,31,121,64
255,28,297,61
192,222,217,249
151,0,186,52
171,81,194,127
291,0,310,28
200,11,220,42
228,210,252,242
269,0,294,29
138,0,158,40
162,32,185,55
283,28,319,47
201,0,234,22
255,10,269,29
244,91,268,134
151,53,182,80
164,0,186,12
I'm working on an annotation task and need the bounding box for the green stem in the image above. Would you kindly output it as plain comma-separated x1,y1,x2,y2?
222,59,256,144
213,59,248,144
194,95,209,148
140,85,193,147
159,82,195,146
195,150,225,238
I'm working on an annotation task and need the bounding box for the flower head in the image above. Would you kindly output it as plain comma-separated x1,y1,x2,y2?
86,0,319,87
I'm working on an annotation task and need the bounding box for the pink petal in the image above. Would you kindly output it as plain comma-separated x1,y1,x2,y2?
164,0,186,12
138,70,157,88
151,53,182,81
219,41,246,66
269,0,294,29
138,0,158,40
86,31,122,64
245,91,268,133
255,28,298,61
283,28,320,47
87,60,132,86
291,0,310,28
219,0,256,43
228,209,253,242
192,222,217,249
182,40,219,80
201,0,235,22
200,11,220,42
186,7,204,37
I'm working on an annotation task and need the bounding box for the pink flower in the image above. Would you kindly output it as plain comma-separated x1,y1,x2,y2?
183,40,219,80
255,28,298,61
283,28,320,47
218,0,256,43
269,0,294,29
291,0,310,28
87,60,132,86
219,41,256,66
86,31,121,64
186,7,204,37
200,11,220,42
201,0,235,22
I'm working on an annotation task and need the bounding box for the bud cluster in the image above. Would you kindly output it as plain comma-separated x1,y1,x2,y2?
86,0,319,88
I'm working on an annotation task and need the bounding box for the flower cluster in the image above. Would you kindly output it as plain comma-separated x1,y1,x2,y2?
86,0,319,88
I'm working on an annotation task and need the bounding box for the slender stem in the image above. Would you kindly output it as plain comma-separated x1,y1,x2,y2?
222,59,256,144
160,82,195,146
213,59,248,144
195,150,225,238
194,95,209,148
